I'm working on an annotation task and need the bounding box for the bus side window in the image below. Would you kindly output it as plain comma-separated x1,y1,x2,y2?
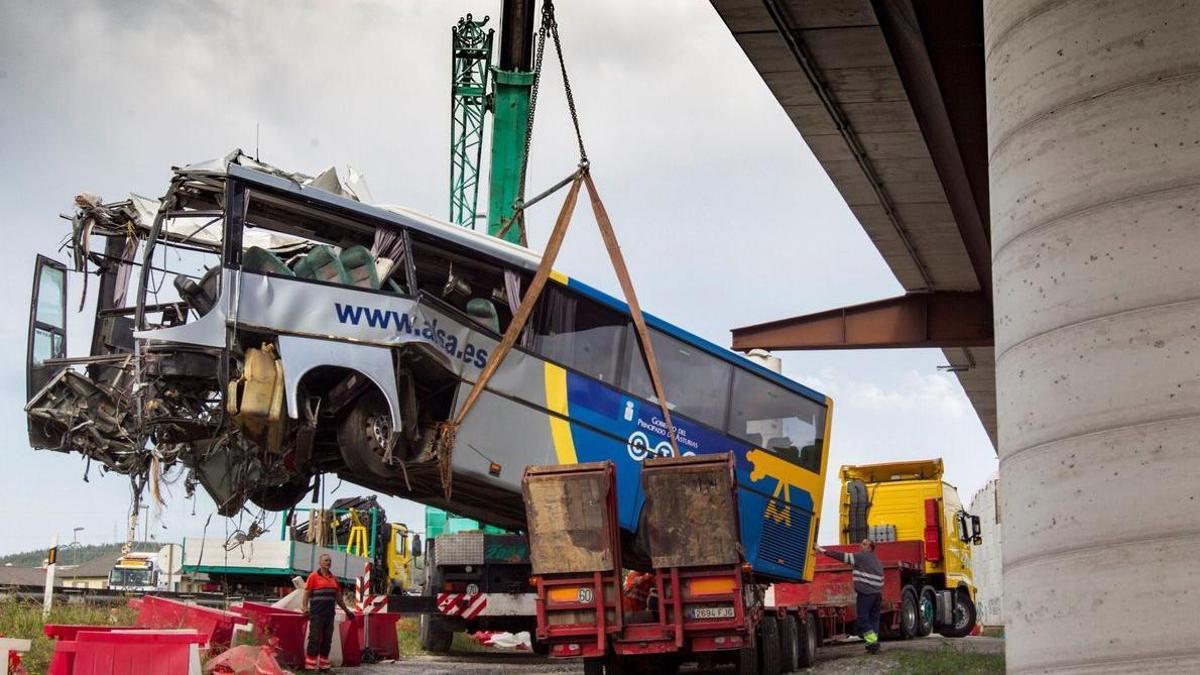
727,370,826,474
624,328,732,430
532,286,625,383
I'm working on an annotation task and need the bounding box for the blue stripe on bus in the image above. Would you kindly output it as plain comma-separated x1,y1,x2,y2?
561,277,829,406
563,370,816,582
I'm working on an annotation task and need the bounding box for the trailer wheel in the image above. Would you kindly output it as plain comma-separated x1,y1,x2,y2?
797,614,818,668
759,615,782,675
583,657,605,675
779,614,799,673
900,586,919,638
917,586,936,637
938,589,977,638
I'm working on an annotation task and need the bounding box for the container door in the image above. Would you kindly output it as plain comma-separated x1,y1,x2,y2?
27,255,67,400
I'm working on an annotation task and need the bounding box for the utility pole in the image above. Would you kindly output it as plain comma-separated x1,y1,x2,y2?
486,0,536,244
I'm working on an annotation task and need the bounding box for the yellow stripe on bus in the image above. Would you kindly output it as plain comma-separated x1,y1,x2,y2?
549,269,569,285
544,362,578,465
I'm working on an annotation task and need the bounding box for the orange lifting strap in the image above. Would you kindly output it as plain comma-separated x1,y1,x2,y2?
436,169,680,498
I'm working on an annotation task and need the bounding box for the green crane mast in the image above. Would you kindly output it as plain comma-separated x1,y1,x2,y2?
449,1,536,245
449,15,493,227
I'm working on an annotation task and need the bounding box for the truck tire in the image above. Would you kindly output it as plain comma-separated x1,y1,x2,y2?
759,615,782,675
418,546,454,653
917,586,936,637
900,586,919,638
797,614,818,668
938,589,977,638
583,658,605,675
418,611,454,653
846,479,870,543
779,614,799,672
337,389,407,480
736,643,758,675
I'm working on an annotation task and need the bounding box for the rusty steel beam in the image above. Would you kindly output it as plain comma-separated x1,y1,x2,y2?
731,292,992,351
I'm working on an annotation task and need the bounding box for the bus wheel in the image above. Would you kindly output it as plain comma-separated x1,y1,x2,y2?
938,589,977,638
797,614,818,668
900,586,919,638
917,586,936,636
338,389,407,480
759,615,782,675
779,614,799,672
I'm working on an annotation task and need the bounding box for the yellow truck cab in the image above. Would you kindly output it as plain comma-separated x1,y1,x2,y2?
386,523,422,593
839,459,982,636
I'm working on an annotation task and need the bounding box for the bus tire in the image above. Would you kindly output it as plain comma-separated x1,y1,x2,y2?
779,614,799,672
338,389,407,480
900,586,919,638
759,615,782,675
938,589,977,638
917,586,936,637
798,614,818,668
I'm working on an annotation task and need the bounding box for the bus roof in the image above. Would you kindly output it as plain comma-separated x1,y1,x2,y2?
223,162,830,407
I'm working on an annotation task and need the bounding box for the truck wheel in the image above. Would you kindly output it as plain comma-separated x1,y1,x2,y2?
900,586,919,638
917,586,936,636
779,614,799,672
938,589,977,638
583,658,605,675
797,614,818,668
418,612,454,653
337,389,407,480
736,643,758,675
759,615,782,675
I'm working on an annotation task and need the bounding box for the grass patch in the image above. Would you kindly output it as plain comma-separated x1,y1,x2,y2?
0,597,136,675
892,646,1004,674
395,617,494,657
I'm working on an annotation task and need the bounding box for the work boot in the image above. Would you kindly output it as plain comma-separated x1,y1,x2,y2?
318,656,332,671
304,655,318,671
866,642,881,654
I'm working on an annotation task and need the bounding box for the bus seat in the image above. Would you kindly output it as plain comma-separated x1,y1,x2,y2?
242,246,294,276
294,245,350,284
339,245,380,289
466,298,500,333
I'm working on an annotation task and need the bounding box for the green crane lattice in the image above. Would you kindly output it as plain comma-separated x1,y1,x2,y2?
449,15,494,227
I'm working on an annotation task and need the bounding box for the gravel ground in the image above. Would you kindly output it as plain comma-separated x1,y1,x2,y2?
347,636,1004,674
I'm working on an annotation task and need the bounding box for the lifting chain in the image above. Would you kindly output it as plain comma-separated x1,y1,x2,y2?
513,0,587,244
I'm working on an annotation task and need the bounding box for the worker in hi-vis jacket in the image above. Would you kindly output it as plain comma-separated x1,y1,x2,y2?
814,540,885,653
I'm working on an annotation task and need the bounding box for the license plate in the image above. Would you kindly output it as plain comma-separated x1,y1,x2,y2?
689,606,735,620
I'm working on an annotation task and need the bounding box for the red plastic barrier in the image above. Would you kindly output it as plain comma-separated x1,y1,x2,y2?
354,613,401,660
44,625,158,675
136,595,248,647
229,603,308,667
339,620,362,667
70,629,204,675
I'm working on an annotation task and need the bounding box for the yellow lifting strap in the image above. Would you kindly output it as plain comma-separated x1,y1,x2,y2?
436,168,680,499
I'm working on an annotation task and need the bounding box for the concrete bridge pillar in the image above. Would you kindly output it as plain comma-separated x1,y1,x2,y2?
986,0,1200,671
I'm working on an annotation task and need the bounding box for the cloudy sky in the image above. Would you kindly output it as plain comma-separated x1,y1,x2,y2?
0,0,995,556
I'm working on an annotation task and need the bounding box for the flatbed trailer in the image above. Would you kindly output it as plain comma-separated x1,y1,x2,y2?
524,455,821,675
767,542,928,644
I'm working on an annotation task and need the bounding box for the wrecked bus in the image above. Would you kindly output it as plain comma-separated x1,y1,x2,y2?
25,151,831,581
